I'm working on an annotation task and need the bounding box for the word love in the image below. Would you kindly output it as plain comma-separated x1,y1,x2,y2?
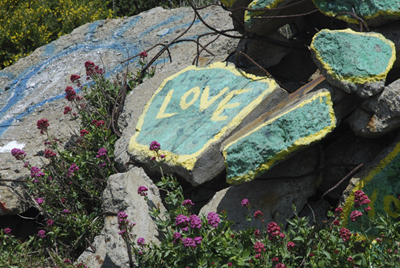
156,86,252,121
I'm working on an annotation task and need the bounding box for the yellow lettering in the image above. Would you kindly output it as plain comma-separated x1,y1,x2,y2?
180,87,200,110
367,190,378,218
156,89,177,119
383,195,400,218
200,86,229,112
211,88,252,121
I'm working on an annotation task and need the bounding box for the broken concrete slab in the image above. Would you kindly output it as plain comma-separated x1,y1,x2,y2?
223,85,336,185
349,78,400,138
244,0,315,36
77,167,166,267
339,134,400,236
310,29,396,98
313,0,400,27
127,62,287,186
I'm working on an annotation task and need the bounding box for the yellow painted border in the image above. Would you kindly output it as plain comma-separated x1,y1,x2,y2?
312,1,400,25
244,0,287,23
311,29,396,85
341,140,400,227
223,91,336,184
128,62,279,171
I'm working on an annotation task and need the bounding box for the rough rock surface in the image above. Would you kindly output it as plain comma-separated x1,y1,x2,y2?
0,5,240,215
223,87,336,184
310,29,396,98
339,134,400,236
77,167,166,268
200,172,321,231
123,62,287,186
349,79,400,138
313,0,400,27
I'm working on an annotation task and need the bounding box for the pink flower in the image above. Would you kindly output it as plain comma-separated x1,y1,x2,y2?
340,228,351,242
272,257,279,262
255,253,261,259
241,199,250,208
228,263,232,267
267,222,282,239
334,249,339,254
36,198,44,204
254,230,261,238
182,237,196,248
37,230,46,238
254,210,264,220
175,214,190,229
286,241,296,251
4,228,11,234
118,230,126,235
138,186,148,196
139,51,148,58
63,259,71,263
335,207,343,213
350,210,363,222
63,106,72,114
275,263,286,268
309,252,314,257
173,232,181,243
44,149,56,158
149,141,160,151
194,236,202,244
182,199,195,207
11,148,26,160
70,74,81,82
254,242,265,253
96,147,108,158
347,256,353,262
91,119,98,125
67,163,79,177
189,215,202,229
333,220,340,226
80,129,89,137
96,120,105,127
65,86,76,101
364,206,371,212
37,118,49,134
207,212,220,228
63,209,70,213
60,198,66,204
47,219,53,226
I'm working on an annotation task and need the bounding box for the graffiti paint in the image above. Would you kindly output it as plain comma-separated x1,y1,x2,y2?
129,62,279,171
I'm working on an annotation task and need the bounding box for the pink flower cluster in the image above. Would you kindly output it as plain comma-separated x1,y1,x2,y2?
37,230,46,238
182,237,202,248
207,212,220,228
11,148,26,160
117,211,136,236
189,215,202,229
354,190,371,211
80,129,89,137
254,241,265,253
65,86,76,101
67,163,79,177
44,149,56,159
267,222,285,240
182,199,194,207
138,186,148,197
350,210,363,222
286,241,296,251
85,61,104,78
241,199,250,208
340,228,352,242
149,141,160,151
175,214,190,231
31,166,45,178
37,118,49,134
96,147,107,158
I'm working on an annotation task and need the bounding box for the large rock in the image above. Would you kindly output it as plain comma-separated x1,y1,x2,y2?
123,62,287,186
223,78,336,184
339,134,400,236
0,5,240,215
313,0,400,27
200,172,321,231
77,167,166,268
220,0,253,32
349,79,400,138
243,0,316,36
310,29,396,98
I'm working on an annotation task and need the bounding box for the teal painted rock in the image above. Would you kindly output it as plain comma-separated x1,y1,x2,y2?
244,0,315,36
223,88,336,185
313,0,400,26
311,29,396,98
340,134,400,237
128,62,288,186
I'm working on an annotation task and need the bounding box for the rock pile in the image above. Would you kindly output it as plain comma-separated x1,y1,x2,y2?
1,0,400,266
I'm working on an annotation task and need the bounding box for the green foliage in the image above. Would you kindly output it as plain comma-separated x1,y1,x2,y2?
110,0,181,17
0,0,113,69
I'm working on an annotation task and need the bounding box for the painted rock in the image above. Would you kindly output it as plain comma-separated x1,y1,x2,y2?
223,77,336,185
311,29,396,98
313,0,400,27
340,134,400,237
127,62,288,186
244,0,315,36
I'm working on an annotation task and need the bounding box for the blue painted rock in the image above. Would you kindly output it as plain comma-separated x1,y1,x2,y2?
311,29,396,98
313,0,400,27
126,62,288,186
222,77,337,184
340,133,400,237
0,6,240,214
244,0,315,36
